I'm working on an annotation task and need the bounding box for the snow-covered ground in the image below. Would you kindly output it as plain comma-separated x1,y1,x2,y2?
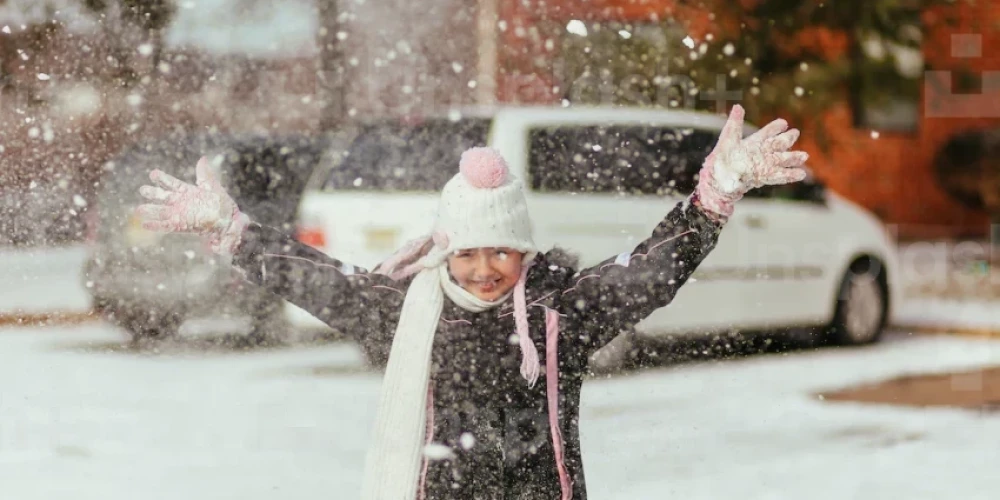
2,323,999,500
896,298,1000,331
0,245,91,314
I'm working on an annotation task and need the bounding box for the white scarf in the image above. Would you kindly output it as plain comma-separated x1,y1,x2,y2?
359,263,513,500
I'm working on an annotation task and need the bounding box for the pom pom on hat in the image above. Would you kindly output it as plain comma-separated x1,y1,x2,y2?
460,147,508,188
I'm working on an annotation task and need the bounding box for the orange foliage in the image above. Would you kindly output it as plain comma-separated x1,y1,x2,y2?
787,27,850,61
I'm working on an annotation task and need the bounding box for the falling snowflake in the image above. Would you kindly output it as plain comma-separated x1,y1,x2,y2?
423,444,456,461
566,20,588,37
460,433,476,450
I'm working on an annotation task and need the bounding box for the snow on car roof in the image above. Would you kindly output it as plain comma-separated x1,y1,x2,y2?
397,105,758,132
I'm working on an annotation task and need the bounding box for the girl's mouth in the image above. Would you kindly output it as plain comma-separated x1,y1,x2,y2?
473,279,500,292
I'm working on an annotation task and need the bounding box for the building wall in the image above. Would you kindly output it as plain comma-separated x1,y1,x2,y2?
802,0,997,239
343,0,481,118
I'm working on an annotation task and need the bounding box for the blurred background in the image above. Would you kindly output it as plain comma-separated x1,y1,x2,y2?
1,0,997,244
2,1,1000,499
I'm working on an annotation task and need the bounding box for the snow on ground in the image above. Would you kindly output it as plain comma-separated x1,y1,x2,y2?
2,323,999,500
896,298,1000,330
0,245,91,314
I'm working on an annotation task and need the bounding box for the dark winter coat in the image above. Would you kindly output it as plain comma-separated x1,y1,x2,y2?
232,199,723,499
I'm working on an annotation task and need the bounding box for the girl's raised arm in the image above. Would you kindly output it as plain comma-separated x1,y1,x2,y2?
560,104,808,356
558,196,723,356
134,156,404,332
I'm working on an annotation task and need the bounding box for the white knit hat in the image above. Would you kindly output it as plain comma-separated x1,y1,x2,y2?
435,147,536,252
415,147,538,269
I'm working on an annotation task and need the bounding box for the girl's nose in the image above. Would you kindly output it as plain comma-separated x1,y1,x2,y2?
472,255,496,278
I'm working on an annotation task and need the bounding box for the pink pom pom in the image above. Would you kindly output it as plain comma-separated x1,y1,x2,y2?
459,147,508,188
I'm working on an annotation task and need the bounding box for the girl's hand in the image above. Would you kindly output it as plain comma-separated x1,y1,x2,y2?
135,156,250,254
696,104,809,217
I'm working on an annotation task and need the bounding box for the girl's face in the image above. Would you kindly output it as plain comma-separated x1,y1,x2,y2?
447,247,524,301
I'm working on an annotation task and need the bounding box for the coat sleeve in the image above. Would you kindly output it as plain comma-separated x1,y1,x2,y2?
231,222,405,340
556,197,725,356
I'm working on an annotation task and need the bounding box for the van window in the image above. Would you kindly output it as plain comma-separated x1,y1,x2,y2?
527,125,715,196
323,118,491,192
744,170,826,204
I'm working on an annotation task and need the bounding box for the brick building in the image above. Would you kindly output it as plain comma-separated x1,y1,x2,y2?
490,0,998,239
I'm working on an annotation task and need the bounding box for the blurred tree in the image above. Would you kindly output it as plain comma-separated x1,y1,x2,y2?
554,0,955,147
691,0,949,138
81,0,176,87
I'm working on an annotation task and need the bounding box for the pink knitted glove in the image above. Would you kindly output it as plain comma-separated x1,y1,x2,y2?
696,104,809,218
135,156,251,255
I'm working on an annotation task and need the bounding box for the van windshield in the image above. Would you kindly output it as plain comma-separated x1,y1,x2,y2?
323,118,492,192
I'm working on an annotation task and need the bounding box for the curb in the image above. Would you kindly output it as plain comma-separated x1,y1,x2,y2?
0,311,100,328
892,323,1000,339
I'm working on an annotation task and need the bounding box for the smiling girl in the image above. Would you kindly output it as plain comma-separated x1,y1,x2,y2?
135,104,807,500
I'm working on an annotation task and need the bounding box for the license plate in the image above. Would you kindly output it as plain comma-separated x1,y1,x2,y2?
364,227,398,252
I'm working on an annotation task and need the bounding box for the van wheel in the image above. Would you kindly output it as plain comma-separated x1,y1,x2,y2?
245,303,289,347
589,331,638,375
826,258,888,346
103,305,182,343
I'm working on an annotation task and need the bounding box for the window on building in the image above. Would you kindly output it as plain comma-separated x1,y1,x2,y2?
850,21,923,132
552,21,687,109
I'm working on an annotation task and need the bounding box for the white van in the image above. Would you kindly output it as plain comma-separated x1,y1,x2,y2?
291,106,900,357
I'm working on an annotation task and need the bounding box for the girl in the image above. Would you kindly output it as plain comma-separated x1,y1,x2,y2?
136,104,807,500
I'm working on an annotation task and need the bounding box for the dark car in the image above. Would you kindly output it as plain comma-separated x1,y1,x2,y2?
83,132,324,344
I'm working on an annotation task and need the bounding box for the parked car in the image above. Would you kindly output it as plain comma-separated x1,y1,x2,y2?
83,132,324,344
293,106,901,368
